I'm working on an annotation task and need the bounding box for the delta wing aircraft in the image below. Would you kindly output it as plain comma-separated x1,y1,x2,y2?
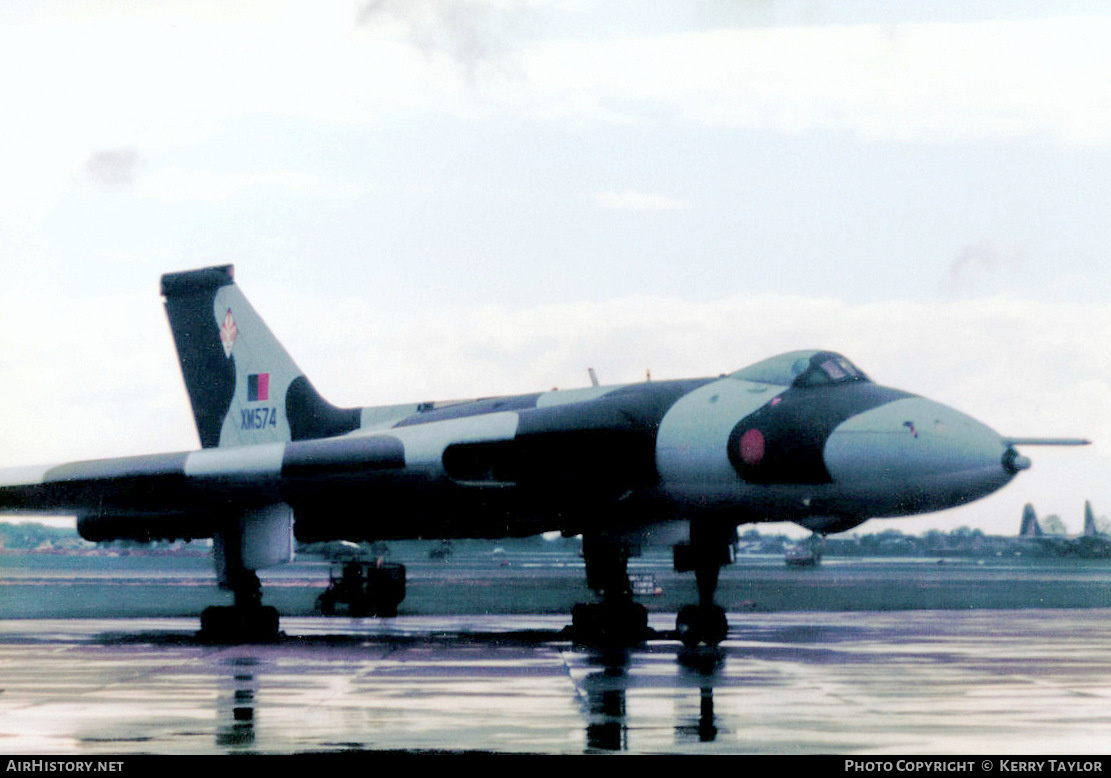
0,266,1090,644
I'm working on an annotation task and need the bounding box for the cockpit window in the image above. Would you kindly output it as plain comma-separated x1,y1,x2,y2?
728,351,816,385
729,350,870,388
795,353,868,387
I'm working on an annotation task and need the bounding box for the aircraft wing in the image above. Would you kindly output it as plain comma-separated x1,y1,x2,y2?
0,452,203,515
0,435,411,538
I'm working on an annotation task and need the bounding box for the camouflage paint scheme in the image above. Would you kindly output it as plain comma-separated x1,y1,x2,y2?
0,266,1067,578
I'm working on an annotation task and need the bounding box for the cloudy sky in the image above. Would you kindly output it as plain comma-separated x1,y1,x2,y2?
0,0,1107,537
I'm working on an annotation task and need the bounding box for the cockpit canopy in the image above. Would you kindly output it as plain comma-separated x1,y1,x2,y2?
729,350,870,388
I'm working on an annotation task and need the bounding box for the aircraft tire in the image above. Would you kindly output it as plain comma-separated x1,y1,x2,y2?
677,604,727,648
702,605,728,646
571,601,648,646
199,605,280,643
676,605,701,648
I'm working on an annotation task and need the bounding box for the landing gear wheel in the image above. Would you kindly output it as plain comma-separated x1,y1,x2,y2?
571,600,649,646
676,604,727,648
199,605,281,643
702,604,728,646
676,605,699,648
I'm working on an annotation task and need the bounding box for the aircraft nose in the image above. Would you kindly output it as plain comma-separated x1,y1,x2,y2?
823,396,1015,498
1002,447,1032,474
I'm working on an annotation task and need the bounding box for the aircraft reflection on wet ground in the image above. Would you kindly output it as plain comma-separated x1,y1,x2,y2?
4,611,1111,755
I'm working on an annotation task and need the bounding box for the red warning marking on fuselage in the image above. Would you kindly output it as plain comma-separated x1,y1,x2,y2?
739,428,765,465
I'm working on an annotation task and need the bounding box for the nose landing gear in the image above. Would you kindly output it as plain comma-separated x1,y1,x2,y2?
569,523,736,648
673,526,734,648
676,605,728,649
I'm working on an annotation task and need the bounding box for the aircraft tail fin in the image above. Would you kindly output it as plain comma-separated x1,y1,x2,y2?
1084,500,1097,537
1020,504,1044,537
161,265,360,448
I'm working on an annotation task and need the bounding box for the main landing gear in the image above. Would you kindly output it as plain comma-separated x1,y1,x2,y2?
199,570,281,643
570,536,651,646
199,513,290,643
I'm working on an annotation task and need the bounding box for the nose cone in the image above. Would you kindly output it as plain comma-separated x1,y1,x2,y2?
824,396,1015,512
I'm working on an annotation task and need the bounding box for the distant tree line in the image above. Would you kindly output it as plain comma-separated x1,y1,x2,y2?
0,522,84,550
4,516,1108,558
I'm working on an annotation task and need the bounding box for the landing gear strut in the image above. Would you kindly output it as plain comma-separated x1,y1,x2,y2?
570,536,650,646
674,524,733,648
197,508,293,642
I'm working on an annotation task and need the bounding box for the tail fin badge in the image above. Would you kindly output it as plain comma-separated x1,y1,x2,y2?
220,309,238,358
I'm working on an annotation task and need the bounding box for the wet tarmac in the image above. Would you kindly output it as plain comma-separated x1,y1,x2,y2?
3,610,1111,755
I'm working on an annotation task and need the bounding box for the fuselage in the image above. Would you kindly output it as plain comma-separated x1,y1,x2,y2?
0,349,1020,545
283,350,1018,541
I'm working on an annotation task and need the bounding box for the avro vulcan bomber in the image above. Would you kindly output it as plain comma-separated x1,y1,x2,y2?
0,266,1087,644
